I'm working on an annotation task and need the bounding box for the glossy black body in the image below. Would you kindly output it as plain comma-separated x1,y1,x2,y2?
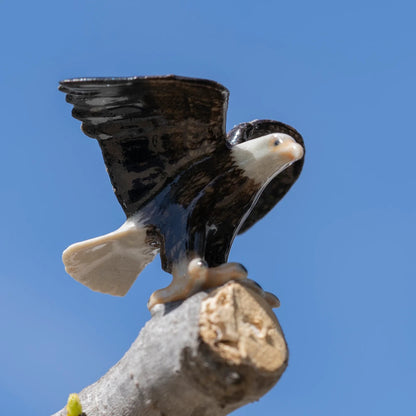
59,76,304,272
139,150,258,271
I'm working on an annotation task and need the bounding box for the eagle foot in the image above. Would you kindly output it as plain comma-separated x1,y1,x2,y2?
147,258,248,310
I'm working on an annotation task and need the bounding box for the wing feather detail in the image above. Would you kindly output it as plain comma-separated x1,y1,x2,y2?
59,76,230,216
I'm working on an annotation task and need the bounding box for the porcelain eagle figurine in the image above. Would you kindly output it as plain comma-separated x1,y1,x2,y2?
59,75,305,309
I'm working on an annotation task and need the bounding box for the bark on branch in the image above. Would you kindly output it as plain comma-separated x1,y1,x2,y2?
53,281,288,416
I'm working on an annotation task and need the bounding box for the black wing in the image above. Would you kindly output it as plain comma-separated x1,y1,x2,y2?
59,75,229,216
227,120,305,233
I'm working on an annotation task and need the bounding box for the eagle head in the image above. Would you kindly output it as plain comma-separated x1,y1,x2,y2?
231,131,304,186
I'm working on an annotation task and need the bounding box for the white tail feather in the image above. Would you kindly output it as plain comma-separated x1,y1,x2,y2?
62,220,157,296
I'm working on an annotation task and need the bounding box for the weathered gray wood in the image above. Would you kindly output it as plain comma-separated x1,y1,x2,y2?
53,281,288,416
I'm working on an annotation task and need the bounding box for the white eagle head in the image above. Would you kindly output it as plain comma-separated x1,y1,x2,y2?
231,132,304,185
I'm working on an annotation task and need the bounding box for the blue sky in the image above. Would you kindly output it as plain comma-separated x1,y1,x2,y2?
1,1,415,414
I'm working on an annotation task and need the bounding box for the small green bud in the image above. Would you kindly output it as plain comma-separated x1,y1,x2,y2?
66,393,83,416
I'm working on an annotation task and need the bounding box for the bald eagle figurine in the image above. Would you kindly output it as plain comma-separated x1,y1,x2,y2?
59,75,304,309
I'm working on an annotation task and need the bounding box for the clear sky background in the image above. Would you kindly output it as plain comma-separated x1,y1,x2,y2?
1,1,415,415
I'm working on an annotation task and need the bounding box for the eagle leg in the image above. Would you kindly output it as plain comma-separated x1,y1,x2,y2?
148,258,208,310
147,259,249,310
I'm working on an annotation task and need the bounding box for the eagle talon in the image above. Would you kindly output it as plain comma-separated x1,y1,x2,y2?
239,279,281,308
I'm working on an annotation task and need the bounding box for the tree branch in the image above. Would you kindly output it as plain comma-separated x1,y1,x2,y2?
53,281,288,416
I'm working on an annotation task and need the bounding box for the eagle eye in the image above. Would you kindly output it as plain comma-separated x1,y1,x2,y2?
273,138,281,146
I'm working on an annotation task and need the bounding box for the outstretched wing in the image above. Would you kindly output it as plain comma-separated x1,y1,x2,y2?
227,120,305,233
59,75,230,216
